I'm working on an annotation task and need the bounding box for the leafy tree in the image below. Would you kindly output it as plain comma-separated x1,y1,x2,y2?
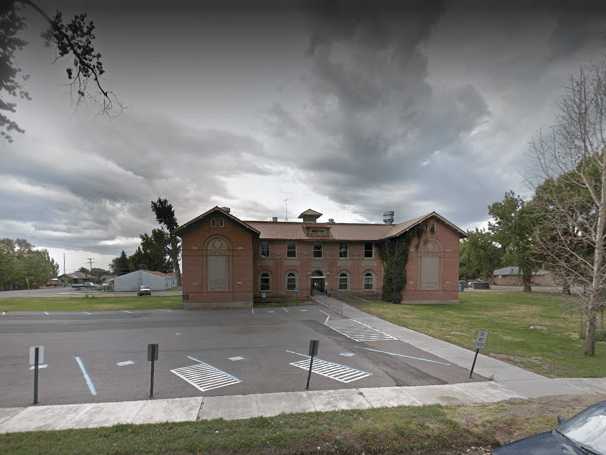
1,1,116,142
151,198,182,286
111,250,131,276
489,191,537,292
459,229,503,281
0,238,58,290
128,229,171,273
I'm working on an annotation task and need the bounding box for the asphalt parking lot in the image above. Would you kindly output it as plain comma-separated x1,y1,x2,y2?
0,305,484,407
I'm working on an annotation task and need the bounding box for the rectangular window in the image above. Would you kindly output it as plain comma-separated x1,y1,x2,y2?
286,273,297,291
313,243,323,258
260,240,270,257
338,273,349,290
420,255,440,290
364,242,373,258
287,241,297,258
260,273,270,291
339,242,348,258
363,273,374,290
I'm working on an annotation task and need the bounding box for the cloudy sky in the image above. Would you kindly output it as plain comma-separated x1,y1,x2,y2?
2,0,606,272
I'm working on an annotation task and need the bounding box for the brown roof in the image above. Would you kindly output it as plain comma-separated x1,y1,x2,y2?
246,211,466,241
178,206,466,241
176,206,260,236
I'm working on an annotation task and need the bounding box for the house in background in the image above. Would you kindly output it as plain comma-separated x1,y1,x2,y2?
58,271,88,286
177,206,466,309
112,270,177,292
492,266,555,287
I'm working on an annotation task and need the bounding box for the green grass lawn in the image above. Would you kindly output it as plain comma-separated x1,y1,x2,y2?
1,394,602,455
351,291,606,378
0,295,183,312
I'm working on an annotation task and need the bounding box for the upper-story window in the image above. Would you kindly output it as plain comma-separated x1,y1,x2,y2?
364,242,374,258
260,240,270,257
287,241,297,258
210,217,224,228
313,243,323,258
339,242,348,258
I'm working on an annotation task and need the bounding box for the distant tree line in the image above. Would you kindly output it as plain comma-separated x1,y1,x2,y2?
0,239,58,290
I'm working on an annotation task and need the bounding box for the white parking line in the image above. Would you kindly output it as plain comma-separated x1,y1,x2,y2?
122,310,133,314
325,319,398,342
74,356,97,396
228,356,245,361
299,309,308,312
29,364,48,370
319,310,330,324
171,356,241,392
282,307,289,313
43,312,49,316
362,347,452,366
84,312,92,315
290,357,371,383
116,360,135,367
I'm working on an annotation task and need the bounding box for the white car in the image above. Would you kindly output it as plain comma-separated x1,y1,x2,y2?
137,285,151,296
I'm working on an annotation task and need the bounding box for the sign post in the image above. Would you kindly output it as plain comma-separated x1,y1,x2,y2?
469,330,488,379
29,345,45,405
306,339,319,391
147,343,159,399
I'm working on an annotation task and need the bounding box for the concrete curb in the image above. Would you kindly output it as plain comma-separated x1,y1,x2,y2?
0,381,533,434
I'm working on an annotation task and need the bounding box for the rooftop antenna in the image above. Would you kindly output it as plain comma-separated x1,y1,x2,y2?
284,198,288,222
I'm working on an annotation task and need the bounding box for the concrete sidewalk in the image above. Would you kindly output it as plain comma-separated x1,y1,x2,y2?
2,378,606,434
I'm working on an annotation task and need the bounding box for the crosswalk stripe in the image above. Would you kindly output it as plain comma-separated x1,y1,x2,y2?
325,319,397,342
290,358,371,383
171,359,241,392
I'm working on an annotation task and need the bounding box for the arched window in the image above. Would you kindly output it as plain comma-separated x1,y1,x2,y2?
338,272,349,290
363,272,374,290
286,272,297,291
260,272,271,291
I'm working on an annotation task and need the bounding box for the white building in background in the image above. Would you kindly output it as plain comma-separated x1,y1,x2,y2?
112,270,177,292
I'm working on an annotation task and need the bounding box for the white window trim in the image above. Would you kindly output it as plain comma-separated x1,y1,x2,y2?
338,271,350,290
285,272,298,291
363,271,374,290
313,242,323,258
287,241,297,258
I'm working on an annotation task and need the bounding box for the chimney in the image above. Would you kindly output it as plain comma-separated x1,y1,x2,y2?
328,218,335,224
272,216,278,223
221,206,231,213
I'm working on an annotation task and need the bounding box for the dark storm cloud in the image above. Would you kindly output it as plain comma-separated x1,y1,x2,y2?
264,0,606,225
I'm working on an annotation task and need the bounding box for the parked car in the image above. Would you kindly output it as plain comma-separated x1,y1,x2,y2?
470,280,490,290
137,285,151,296
494,400,606,454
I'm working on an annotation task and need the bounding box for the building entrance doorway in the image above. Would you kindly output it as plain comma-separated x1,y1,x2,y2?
310,270,326,295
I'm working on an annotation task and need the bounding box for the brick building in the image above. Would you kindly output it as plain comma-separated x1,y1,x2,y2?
176,206,465,309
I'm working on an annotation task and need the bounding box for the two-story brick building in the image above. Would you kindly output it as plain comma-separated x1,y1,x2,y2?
176,206,465,309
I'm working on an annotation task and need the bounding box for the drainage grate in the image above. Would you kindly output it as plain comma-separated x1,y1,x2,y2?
290,357,371,383
171,358,241,392
326,319,398,342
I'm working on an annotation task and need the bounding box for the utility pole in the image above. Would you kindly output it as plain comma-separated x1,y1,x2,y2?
87,257,94,273
63,252,66,275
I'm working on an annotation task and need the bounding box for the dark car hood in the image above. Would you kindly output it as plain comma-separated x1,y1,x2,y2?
494,431,585,455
